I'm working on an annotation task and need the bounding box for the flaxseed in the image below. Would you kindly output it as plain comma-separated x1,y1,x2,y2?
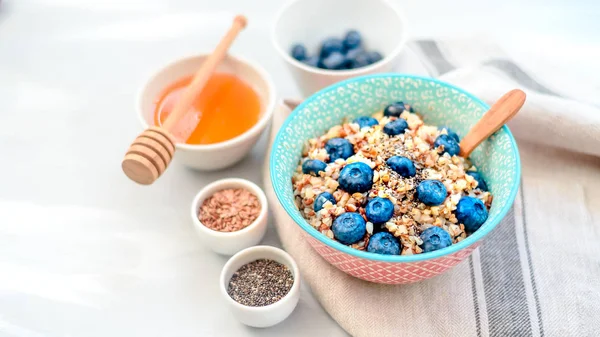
198,188,260,232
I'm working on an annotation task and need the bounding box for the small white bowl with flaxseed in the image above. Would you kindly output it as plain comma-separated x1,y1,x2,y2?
191,178,268,255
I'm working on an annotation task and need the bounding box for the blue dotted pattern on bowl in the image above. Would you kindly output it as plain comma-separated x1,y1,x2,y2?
270,74,521,262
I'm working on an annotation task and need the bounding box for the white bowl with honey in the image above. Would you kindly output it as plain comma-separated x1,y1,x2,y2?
137,54,276,171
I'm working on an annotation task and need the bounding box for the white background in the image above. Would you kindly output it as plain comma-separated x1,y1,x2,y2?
0,0,598,336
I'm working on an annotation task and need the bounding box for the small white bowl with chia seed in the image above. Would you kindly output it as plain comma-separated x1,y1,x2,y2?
219,245,300,328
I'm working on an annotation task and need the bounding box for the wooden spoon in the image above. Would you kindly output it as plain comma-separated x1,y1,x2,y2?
459,89,526,157
122,15,248,185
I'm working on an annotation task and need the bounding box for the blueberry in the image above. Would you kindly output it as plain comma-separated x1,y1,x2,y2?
321,51,345,70
416,180,447,206
439,125,460,142
302,159,327,176
467,171,488,191
383,102,406,117
325,138,354,162
455,196,489,233
383,118,409,136
320,38,344,58
366,51,383,64
386,156,416,177
353,116,379,129
434,134,460,156
343,30,362,50
349,50,371,69
314,192,336,212
419,226,453,253
332,212,366,245
365,197,394,224
343,47,364,68
302,55,320,68
338,162,374,194
291,44,307,61
367,232,400,255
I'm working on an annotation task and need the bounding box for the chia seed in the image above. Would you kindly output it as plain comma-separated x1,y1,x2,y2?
227,259,294,307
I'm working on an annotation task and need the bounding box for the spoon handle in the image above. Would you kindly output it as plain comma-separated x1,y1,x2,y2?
162,15,247,131
459,89,526,157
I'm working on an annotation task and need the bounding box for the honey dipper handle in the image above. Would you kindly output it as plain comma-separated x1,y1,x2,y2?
459,89,526,157
162,15,248,131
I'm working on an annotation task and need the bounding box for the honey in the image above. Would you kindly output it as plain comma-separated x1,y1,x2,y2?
154,73,261,145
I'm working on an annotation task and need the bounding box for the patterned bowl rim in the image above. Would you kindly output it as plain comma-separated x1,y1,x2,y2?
270,73,521,263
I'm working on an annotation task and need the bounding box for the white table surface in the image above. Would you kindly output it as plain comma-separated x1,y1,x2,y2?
0,0,598,336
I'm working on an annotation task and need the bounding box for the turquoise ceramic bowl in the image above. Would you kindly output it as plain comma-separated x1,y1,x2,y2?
270,74,521,284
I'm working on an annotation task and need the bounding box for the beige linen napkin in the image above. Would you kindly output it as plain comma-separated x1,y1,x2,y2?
263,40,600,337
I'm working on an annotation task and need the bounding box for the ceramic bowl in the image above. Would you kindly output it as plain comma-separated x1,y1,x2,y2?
269,74,521,284
271,0,407,97
137,54,276,171
191,178,268,256
220,246,300,328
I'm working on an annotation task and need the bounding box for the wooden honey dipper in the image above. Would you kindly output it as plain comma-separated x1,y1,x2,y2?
122,15,248,185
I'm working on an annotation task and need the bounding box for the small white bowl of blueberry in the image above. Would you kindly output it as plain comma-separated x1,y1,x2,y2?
272,0,407,96
290,30,383,72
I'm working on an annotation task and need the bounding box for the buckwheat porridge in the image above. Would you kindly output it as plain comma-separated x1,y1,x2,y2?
292,102,492,256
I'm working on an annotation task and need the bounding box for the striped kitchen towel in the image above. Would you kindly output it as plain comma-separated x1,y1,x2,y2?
262,38,600,337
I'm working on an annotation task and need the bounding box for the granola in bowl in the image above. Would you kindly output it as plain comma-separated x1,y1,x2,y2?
291,102,492,256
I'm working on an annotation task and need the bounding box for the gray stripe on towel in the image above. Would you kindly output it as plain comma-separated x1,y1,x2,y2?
479,207,533,336
414,40,456,75
520,181,546,336
469,256,483,337
406,41,438,77
484,59,561,97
